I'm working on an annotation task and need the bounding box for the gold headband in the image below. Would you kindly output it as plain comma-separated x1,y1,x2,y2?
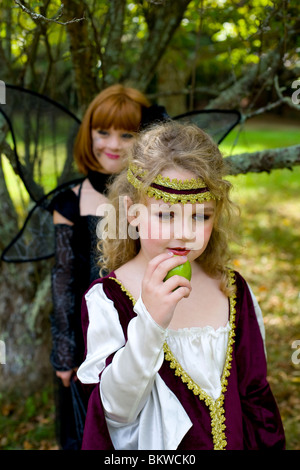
127,163,217,204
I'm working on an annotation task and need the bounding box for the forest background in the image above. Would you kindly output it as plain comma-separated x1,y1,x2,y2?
0,0,299,450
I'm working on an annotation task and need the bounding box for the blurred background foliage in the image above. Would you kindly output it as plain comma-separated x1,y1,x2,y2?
0,0,299,114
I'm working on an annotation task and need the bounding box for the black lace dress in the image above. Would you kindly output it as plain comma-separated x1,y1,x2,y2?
50,172,110,449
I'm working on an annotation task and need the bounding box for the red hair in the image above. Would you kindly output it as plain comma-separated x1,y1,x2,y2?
74,84,150,174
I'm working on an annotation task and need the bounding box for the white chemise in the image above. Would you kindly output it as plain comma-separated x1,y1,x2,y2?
166,323,231,401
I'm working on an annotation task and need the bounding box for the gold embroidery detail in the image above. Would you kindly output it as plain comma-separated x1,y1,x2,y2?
108,277,136,305
127,165,146,192
127,164,217,204
109,270,237,451
146,187,215,204
163,269,237,450
152,173,207,190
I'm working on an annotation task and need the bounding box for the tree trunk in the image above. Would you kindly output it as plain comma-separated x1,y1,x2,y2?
0,262,53,395
0,150,53,395
63,0,99,110
124,0,192,90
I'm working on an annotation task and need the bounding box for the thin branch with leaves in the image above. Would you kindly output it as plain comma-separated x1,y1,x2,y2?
14,0,85,25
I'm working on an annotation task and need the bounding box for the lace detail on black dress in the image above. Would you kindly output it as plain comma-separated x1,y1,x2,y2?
50,224,77,370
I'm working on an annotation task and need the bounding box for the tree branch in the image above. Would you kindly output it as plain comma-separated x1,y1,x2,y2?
14,0,85,25
226,145,300,175
207,48,282,110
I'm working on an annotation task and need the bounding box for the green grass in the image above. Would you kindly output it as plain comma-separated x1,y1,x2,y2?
220,116,300,154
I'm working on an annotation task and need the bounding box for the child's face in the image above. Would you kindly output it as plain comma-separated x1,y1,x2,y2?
91,127,135,174
131,168,216,264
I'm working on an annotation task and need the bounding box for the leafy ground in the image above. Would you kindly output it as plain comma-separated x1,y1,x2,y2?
0,388,58,450
0,115,299,450
222,117,300,450
226,169,300,450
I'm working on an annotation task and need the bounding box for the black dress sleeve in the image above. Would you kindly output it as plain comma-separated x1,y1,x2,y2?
50,188,80,223
50,224,77,371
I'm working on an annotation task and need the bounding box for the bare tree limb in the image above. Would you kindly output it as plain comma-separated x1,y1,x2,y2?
14,0,85,25
207,48,282,110
226,144,300,175
243,99,284,120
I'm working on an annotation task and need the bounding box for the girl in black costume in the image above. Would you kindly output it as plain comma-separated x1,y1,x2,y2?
50,84,164,449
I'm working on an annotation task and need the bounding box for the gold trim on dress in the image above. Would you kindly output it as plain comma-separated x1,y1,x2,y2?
108,270,237,450
108,277,137,306
163,269,236,450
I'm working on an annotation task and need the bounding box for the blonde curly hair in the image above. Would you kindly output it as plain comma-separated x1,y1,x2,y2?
98,121,239,296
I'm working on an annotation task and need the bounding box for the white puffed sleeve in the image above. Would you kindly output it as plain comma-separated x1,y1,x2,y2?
77,283,126,384
77,285,169,424
76,283,199,449
100,295,167,424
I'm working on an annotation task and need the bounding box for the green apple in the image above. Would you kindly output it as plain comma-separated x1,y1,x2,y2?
164,258,192,282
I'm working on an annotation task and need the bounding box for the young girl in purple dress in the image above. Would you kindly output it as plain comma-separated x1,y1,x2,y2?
77,121,285,450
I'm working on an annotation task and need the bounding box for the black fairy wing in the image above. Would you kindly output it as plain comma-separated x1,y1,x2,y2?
173,109,241,144
0,84,82,200
1,184,82,263
1,197,54,263
0,85,83,262
141,105,241,144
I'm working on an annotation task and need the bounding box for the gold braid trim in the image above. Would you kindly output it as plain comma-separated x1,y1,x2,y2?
146,187,216,205
128,164,207,190
108,277,136,305
108,270,237,451
127,164,217,204
153,173,207,190
163,269,237,450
